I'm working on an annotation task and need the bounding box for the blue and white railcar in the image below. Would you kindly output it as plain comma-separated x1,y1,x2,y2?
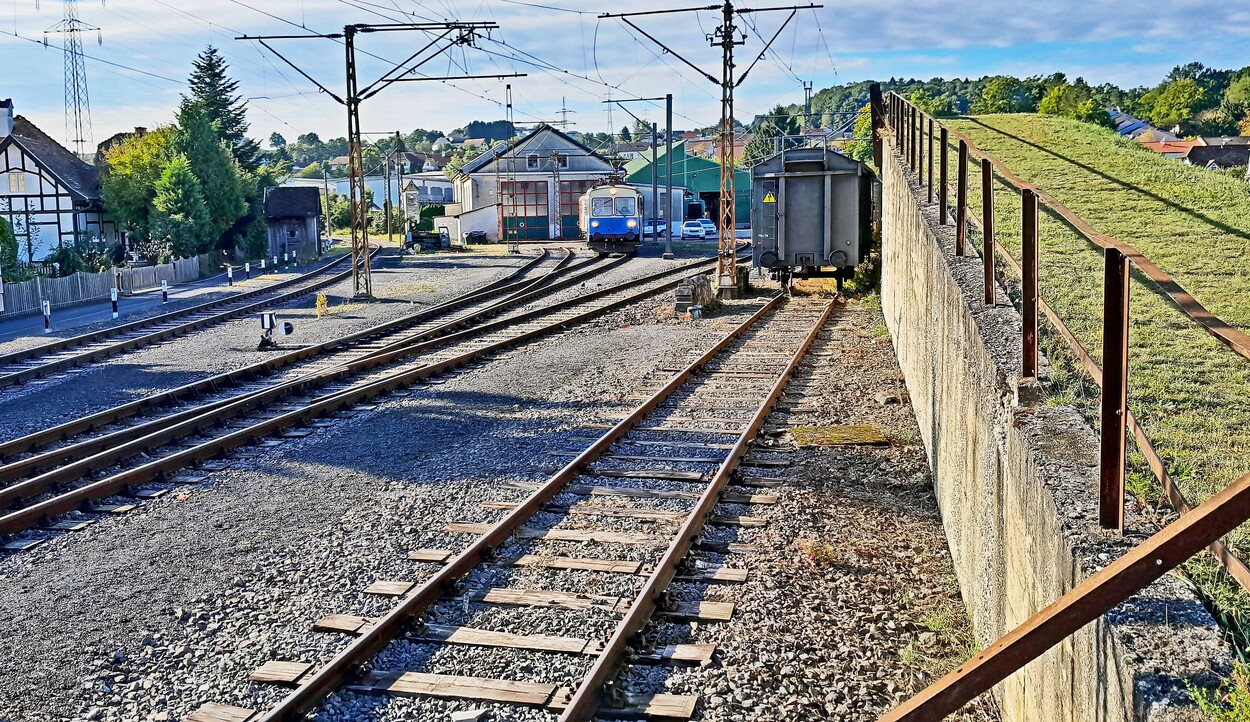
578,184,643,255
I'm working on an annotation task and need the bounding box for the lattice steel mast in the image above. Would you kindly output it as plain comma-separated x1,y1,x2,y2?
602,1,819,298
239,22,523,298
43,0,101,156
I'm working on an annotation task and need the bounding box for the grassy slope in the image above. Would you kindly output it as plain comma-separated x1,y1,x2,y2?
942,115,1250,568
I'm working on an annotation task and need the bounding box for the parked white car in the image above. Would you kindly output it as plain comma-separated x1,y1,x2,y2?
697,218,718,237
679,221,706,239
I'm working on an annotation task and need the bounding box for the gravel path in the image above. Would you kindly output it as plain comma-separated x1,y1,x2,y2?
0,251,535,443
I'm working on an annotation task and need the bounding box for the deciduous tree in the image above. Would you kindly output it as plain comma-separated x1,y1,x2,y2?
972,77,1033,114
1148,78,1204,129
100,127,176,240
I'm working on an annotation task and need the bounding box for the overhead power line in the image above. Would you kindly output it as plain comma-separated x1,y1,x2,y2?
601,1,821,301
239,20,523,301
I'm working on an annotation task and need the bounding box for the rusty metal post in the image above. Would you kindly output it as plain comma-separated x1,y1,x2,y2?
1100,247,1130,531
896,97,902,150
918,112,925,185
890,96,897,144
956,139,968,255
910,107,918,171
938,127,949,224
870,83,884,169
1022,189,1039,378
982,158,995,305
905,105,911,166
927,118,934,204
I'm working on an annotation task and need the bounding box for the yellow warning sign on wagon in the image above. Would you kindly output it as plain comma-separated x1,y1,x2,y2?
763,191,777,203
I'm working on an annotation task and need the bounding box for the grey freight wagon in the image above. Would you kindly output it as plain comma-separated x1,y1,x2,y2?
750,147,875,286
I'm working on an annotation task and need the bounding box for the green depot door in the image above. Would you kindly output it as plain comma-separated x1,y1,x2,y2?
501,179,550,241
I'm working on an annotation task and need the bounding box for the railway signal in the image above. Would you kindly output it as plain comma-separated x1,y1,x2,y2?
258,312,295,350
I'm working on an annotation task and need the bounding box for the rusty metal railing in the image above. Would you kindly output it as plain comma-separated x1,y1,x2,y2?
876,90,1250,718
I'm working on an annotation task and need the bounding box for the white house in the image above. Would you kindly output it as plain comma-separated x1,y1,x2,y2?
436,124,613,242
0,99,114,262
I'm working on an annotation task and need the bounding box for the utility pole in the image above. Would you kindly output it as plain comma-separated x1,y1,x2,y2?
602,1,820,298
322,166,333,245
43,0,101,157
803,80,813,127
666,93,673,260
607,94,675,259
651,122,658,251
383,146,393,242
394,131,406,238
239,22,523,298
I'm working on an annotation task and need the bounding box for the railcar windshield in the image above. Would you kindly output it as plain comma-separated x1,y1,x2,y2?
614,197,637,216
591,197,614,216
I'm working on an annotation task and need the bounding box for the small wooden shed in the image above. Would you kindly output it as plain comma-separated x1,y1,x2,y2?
264,186,322,262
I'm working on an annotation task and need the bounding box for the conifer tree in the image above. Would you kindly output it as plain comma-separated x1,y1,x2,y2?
187,46,260,171
151,154,210,257
176,101,247,248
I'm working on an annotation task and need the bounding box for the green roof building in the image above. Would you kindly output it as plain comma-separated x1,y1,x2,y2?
623,140,751,225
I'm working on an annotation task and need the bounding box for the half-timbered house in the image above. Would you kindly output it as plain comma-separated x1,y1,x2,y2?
0,99,114,262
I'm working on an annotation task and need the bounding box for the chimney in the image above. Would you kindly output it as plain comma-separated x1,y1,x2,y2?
0,99,13,138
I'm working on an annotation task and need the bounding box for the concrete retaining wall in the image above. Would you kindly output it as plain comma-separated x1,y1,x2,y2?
879,139,1230,721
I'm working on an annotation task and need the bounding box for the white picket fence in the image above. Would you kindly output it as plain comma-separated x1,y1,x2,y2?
0,255,209,319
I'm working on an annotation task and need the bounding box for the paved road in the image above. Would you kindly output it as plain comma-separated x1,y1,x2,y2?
0,267,296,344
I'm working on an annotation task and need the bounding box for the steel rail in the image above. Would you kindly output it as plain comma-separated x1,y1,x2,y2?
559,298,834,720
0,249,635,508
0,250,588,494
0,253,732,536
0,249,565,460
239,288,782,722
0,249,382,389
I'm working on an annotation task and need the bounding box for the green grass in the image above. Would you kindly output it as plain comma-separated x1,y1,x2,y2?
941,113,1250,651
1191,662,1250,720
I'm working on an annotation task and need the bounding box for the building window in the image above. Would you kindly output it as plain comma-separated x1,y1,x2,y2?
7,173,24,193
558,154,569,169
526,153,539,170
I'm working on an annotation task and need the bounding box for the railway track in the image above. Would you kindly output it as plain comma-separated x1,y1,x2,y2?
0,250,733,545
189,294,833,722
0,249,377,390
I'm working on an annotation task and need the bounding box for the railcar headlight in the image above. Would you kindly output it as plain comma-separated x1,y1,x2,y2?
626,219,637,228
590,220,599,228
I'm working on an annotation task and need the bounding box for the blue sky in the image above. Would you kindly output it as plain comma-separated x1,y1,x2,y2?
2,0,1248,150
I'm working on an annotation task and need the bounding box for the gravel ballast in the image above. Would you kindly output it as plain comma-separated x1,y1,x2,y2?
0,251,538,443
0,275,994,722
0,264,750,722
